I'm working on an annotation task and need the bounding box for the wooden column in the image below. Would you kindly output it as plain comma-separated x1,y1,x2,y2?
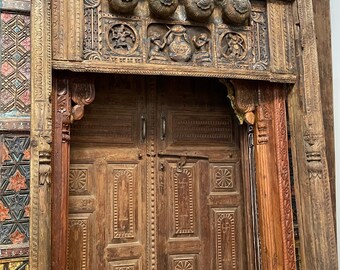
51,74,95,270
288,0,338,268
52,77,72,270
254,83,296,270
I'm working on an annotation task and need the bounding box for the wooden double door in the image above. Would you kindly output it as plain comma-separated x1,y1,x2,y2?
67,75,254,269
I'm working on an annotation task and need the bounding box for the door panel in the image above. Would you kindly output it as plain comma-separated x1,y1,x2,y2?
67,75,251,269
156,76,246,270
68,75,147,269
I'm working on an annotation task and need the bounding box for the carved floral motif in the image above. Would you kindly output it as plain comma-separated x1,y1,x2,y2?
174,259,194,270
215,168,233,189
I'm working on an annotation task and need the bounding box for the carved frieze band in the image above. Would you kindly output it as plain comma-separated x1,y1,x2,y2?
51,0,295,79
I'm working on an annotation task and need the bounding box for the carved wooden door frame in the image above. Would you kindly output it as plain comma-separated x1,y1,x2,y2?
30,0,310,270
49,73,295,270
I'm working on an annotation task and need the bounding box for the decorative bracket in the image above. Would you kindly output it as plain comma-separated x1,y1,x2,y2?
221,79,257,125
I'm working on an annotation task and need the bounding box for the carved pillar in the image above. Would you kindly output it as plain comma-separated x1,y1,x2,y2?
30,0,53,269
52,74,95,270
254,83,296,270
226,80,296,270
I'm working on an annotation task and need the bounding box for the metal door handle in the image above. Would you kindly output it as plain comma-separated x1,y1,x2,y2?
161,114,166,141
141,115,146,141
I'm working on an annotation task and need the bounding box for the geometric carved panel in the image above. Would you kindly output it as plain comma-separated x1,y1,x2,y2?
0,135,30,254
211,165,236,193
212,209,237,270
172,114,233,146
0,13,30,119
69,168,88,194
169,254,197,270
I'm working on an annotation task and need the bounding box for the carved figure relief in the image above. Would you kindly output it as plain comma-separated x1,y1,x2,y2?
149,0,179,18
221,32,247,60
192,33,211,63
107,24,138,55
108,0,139,14
148,24,212,65
184,0,214,22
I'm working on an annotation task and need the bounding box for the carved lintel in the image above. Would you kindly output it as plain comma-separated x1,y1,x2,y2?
70,78,96,122
221,79,256,125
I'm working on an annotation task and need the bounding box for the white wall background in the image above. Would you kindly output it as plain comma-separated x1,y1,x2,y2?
330,0,340,267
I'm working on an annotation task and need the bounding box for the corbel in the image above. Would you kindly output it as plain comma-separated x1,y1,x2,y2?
221,79,257,125
70,78,96,122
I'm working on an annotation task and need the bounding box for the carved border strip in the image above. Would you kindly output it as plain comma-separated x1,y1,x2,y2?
273,87,295,270
30,0,52,270
52,60,297,83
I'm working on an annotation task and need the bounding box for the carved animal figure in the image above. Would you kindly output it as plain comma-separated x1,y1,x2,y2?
108,0,139,13
184,0,214,22
148,0,179,18
219,0,251,25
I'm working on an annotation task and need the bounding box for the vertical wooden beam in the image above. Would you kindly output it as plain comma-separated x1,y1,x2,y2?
288,0,338,268
30,0,52,269
311,0,336,223
52,77,72,270
255,83,295,270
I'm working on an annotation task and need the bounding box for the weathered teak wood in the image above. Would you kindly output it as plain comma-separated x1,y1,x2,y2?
52,77,71,270
29,0,338,269
254,83,295,270
311,0,336,223
52,75,95,270
288,0,338,268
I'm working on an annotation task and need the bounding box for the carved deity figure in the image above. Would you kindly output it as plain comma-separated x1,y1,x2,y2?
149,31,167,61
222,33,246,59
166,25,193,62
193,33,211,63
110,24,136,52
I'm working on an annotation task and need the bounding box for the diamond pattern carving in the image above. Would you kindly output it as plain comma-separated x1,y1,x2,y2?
0,13,30,117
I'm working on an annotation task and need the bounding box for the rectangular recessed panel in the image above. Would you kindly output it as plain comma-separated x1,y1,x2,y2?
109,259,141,270
169,164,198,237
109,164,139,242
71,109,136,145
171,113,233,146
212,208,238,270
67,215,90,270
169,254,198,270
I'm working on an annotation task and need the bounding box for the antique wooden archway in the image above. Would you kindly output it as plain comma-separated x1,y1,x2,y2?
29,0,338,269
